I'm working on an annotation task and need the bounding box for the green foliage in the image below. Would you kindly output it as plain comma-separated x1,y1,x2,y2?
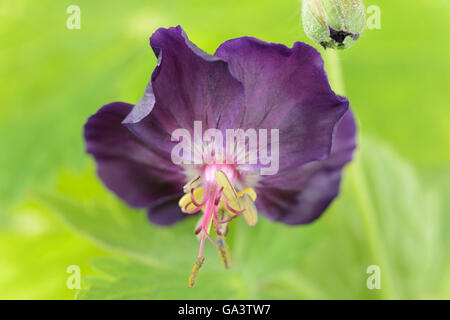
36,138,449,299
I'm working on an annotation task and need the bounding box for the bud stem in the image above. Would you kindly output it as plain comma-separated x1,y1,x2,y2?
324,50,346,95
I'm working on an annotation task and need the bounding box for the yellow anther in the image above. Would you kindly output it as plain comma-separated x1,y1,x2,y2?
183,176,201,193
215,170,242,210
188,256,205,288
237,187,257,202
241,193,258,226
216,237,230,269
178,186,205,212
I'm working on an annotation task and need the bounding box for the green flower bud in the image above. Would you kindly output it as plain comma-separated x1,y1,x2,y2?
302,0,366,50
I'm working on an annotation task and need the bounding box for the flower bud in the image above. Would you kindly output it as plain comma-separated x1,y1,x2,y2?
302,0,366,50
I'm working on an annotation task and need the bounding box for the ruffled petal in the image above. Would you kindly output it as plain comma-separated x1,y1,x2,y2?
123,26,245,153
215,38,348,170
255,110,357,224
84,102,186,224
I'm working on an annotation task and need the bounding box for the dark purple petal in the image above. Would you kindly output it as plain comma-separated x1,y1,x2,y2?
255,110,357,224
215,38,348,170
123,26,245,153
147,194,186,226
84,102,186,224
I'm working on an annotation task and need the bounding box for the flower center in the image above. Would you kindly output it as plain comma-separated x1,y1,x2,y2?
178,164,258,288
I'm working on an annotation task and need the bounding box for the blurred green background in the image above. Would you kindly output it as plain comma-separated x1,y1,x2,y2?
0,0,449,299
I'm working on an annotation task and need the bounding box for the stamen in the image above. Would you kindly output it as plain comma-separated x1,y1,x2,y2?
216,237,230,269
237,187,257,201
223,225,229,237
214,187,224,206
179,187,203,210
241,193,258,226
190,187,206,207
215,170,242,210
180,187,206,214
202,226,218,246
217,208,225,220
183,202,204,214
183,176,201,193
214,211,242,224
225,198,245,215
178,194,191,211
188,256,205,288
213,222,223,236
194,216,204,240
214,209,229,232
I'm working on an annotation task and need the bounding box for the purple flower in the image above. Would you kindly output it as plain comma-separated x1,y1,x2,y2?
84,26,356,287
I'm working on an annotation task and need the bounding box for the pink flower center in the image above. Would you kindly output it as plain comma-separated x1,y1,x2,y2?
179,164,258,288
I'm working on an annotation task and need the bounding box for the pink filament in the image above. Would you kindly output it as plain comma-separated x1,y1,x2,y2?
197,185,219,258
224,198,245,214
202,225,218,246
190,187,207,207
198,233,206,259
213,212,242,224
213,221,223,236
184,202,204,214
